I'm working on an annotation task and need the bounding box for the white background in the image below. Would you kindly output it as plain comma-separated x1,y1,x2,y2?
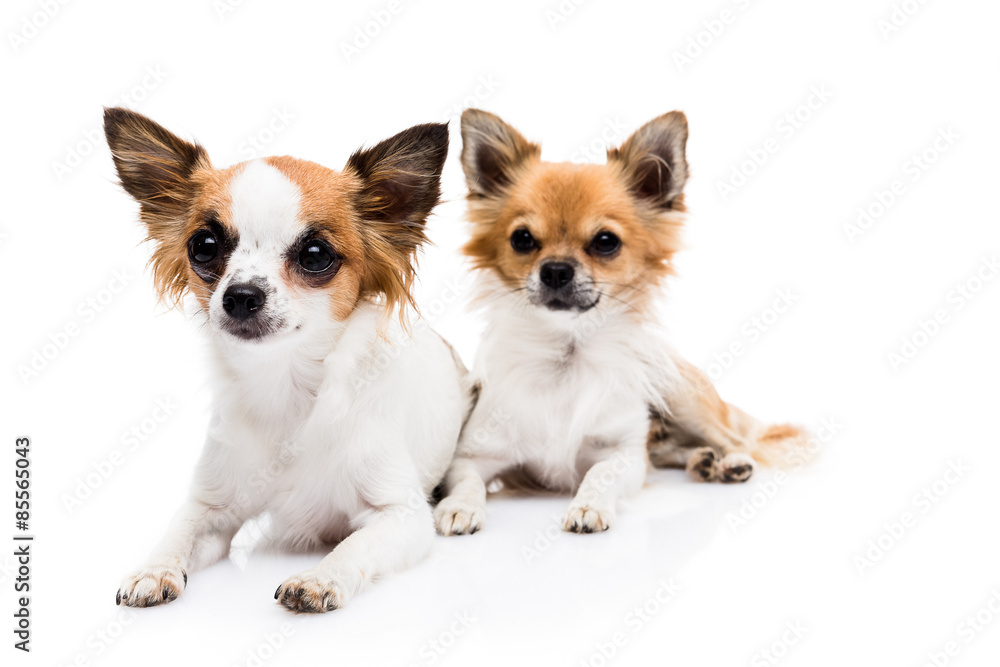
3,0,999,665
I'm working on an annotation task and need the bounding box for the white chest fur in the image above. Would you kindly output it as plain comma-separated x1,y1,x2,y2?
462,295,676,490
192,301,466,548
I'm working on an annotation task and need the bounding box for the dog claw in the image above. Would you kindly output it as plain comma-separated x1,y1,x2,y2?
275,575,346,613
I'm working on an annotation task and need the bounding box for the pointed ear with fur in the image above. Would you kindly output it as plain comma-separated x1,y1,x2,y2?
104,107,211,302
608,111,689,210
104,106,209,223
460,109,540,198
345,122,449,320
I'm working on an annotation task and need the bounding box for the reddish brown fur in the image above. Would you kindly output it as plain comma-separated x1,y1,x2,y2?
459,109,809,479
465,160,684,312
461,110,686,315
105,108,448,327
264,156,364,322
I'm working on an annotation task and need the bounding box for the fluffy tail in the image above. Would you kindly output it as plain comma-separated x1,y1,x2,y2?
725,404,813,468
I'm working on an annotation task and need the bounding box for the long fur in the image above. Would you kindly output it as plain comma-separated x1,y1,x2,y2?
345,123,450,327
434,109,808,537
105,108,467,612
104,107,211,304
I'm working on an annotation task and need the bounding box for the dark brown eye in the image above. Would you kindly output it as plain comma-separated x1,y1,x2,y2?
510,228,537,253
189,231,219,264
589,231,621,256
298,240,336,273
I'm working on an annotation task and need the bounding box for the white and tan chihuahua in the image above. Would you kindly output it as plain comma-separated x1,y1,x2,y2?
105,108,468,612
435,109,806,536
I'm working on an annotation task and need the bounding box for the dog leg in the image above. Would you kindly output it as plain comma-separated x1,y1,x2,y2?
434,456,509,536
117,498,245,607
564,445,645,533
275,500,433,612
649,359,760,483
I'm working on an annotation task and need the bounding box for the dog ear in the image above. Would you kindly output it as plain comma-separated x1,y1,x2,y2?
345,122,449,323
608,111,688,210
104,107,211,303
460,109,540,198
104,107,209,221
346,122,449,230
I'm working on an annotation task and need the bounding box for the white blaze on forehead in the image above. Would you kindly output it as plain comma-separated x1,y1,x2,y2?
228,160,304,257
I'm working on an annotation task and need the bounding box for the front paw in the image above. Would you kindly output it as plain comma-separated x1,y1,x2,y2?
434,496,485,536
563,504,614,533
117,562,187,608
275,571,347,613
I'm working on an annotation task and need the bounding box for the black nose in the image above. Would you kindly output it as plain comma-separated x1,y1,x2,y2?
222,284,266,320
540,262,575,290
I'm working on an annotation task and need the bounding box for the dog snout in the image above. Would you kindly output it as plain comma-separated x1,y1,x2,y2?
222,283,266,320
539,261,575,290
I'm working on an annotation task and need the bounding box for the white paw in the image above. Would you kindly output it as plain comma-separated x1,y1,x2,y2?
117,561,187,608
563,504,614,533
275,570,347,613
434,496,485,536
720,452,755,483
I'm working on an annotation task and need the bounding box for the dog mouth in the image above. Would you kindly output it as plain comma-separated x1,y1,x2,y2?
537,293,601,313
220,314,285,342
